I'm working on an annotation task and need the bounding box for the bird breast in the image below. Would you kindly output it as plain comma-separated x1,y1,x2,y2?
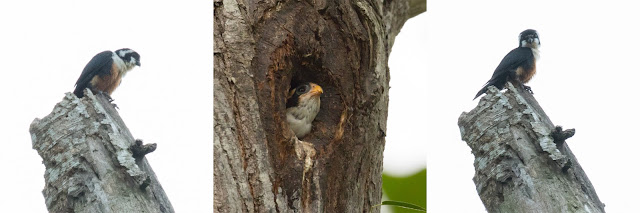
286,96,321,138
89,63,122,95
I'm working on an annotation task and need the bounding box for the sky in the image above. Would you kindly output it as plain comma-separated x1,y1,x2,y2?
0,1,212,212
388,0,640,212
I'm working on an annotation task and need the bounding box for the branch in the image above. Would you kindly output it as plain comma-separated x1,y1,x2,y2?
408,0,427,18
458,83,604,213
30,90,172,213
383,0,427,49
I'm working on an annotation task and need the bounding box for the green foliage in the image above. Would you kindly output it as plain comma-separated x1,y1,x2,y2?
372,200,426,212
380,169,427,213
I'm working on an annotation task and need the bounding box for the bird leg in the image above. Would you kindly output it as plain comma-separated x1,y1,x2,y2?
97,91,115,102
97,91,119,109
512,78,534,94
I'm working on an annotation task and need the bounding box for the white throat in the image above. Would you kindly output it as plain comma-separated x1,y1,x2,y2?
112,53,135,76
532,48,540,61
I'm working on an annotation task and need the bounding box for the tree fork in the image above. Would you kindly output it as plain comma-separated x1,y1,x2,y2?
458,83,605,213
30,90,173,213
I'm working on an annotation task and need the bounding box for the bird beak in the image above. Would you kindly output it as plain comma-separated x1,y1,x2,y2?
526,35,536,44
136,61,141,66
309,83,324,96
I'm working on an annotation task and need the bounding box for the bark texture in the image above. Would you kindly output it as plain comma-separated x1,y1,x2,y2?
214,0,425,212
458,83,605,213
30,90,173,213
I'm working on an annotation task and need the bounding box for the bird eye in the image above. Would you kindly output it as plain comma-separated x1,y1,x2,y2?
297,85,309,94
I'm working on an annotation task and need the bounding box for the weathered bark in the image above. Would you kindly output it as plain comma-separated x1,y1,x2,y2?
214,0,425,212
458,83,605,213
29,90,173,213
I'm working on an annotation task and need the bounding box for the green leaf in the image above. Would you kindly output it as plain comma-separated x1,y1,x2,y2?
373,200,426,212
381,169,427,212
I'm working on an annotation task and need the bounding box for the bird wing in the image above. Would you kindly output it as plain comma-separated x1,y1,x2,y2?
474,47,533,100
74,51,114,88
484,47,533,85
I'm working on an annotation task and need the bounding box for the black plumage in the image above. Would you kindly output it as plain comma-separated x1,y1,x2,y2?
286,83,312,108
73,51,114,98
474,47,536,99
474,29,540,100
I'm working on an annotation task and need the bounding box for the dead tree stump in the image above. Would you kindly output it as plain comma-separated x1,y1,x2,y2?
29,89,173,213
458,83,605,213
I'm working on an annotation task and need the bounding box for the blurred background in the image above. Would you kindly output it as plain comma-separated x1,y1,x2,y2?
384,11,427,213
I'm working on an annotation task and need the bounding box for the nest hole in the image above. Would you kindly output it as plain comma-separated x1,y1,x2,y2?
284,54,343,146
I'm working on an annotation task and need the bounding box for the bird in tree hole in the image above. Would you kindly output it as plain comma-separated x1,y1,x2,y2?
474,29,541,100
286,82,323,138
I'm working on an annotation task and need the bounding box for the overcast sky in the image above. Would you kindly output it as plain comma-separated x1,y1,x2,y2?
0,1,212,212
400,0,640,212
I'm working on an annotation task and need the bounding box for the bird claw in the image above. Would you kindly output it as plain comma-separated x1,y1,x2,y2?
97,91,115,102
523,85,534,94
96,91,118,109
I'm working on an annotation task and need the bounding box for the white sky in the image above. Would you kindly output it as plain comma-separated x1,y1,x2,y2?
0,1,213,212
386,0,640,212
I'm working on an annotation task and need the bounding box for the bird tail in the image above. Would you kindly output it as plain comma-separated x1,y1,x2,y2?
473,87,487,100
73,87,85,98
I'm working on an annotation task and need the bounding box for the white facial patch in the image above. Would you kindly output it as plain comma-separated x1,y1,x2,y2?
112,52,126,69
522,37,541,49
117,49,136,57
111,52,136,76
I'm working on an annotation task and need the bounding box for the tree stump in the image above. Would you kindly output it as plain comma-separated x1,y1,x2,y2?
29,90,173,213
458,83,605,213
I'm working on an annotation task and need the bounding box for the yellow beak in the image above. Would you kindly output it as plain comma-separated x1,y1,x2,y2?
309,83,324,96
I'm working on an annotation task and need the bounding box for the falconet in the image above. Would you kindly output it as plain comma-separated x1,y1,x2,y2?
286,82,323,138
474,29,540,100
73,48,141,101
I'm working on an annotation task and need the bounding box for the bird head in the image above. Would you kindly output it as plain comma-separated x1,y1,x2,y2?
519,29,540,49
115,48,141,68
286,82,323,109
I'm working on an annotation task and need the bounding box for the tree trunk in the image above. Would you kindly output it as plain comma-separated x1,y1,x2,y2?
29,91,173,213
458,83,605,213
214,0,425,212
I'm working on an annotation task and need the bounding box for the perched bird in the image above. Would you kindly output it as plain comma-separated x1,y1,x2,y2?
73,48,141,100
286,82,323,138
474,29,541,100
